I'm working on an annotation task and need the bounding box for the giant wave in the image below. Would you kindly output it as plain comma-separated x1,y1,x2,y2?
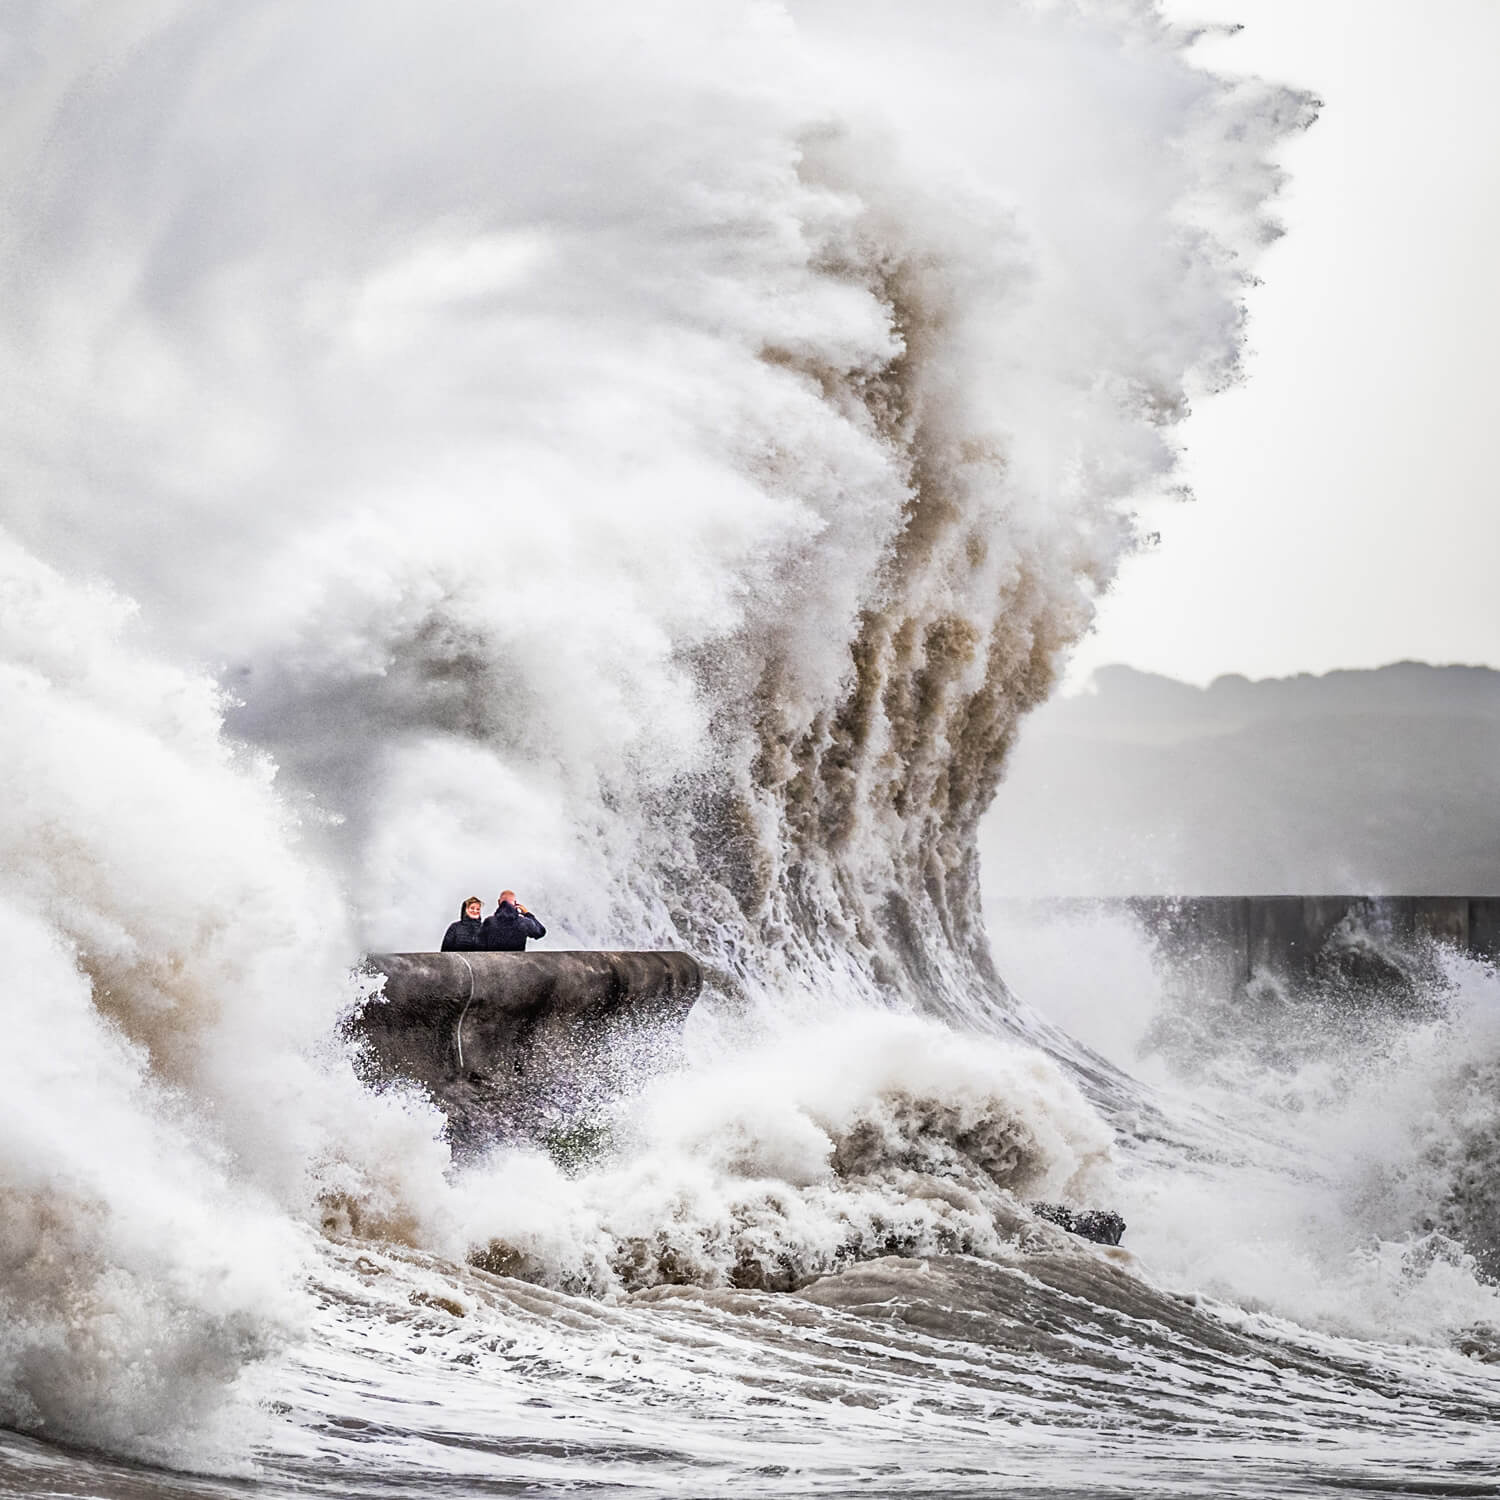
4,3,1499,1495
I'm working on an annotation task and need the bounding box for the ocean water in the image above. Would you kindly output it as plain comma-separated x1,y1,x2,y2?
3,2,1498,1495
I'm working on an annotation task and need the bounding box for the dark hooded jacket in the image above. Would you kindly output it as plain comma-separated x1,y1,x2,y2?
440,902,485,952
480,901,546,952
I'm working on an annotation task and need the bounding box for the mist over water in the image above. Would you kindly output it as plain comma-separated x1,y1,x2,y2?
7,2,1500,1494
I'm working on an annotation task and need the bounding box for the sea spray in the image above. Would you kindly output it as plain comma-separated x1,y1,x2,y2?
1006,905,1500,1350
0,543,461,1459
0,0,1312,989
457,1015,1117,1296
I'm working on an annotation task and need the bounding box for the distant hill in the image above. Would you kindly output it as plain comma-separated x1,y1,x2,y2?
979,662,1500,899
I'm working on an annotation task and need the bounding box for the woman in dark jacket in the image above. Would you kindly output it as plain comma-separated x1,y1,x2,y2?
441,897,485,951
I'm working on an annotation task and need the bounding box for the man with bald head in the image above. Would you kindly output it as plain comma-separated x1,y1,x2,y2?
480,890,546,952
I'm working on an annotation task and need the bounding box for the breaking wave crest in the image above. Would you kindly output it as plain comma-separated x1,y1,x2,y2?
459,1017,1116,1297
0,0,1308,991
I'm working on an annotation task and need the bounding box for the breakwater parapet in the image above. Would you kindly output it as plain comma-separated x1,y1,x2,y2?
1106,896,1498,982
1003,896,1499,1004
350,951,702,1147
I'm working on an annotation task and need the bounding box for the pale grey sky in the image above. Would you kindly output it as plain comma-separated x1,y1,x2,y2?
1071,0,1500,686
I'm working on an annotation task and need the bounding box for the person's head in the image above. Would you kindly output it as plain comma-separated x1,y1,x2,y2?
498,889,517,908
462,897,482,920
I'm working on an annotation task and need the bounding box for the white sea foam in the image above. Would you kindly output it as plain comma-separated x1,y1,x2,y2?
1007,906,1500,1350
0,541,462,1459
449,1014,1117,1297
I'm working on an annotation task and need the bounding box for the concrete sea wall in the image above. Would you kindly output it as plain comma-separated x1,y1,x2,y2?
1108,896,1500,984
1013,896,1500,1001
350,950,702,1148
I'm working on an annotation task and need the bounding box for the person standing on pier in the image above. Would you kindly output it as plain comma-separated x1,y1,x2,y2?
440,897,485,952
481,891,546,951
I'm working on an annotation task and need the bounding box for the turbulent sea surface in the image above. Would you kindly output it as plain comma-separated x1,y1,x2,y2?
2,2,1498,1495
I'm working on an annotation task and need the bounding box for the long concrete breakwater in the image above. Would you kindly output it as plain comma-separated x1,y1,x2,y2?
1016,896,1500,990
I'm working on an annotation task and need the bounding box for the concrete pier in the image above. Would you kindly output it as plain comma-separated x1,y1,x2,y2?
350,950,702,1147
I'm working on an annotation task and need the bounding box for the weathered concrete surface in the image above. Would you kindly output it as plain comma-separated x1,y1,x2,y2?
350,951,702,1148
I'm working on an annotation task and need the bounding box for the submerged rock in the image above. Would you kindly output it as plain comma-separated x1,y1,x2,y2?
1030,1202,1127,1246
